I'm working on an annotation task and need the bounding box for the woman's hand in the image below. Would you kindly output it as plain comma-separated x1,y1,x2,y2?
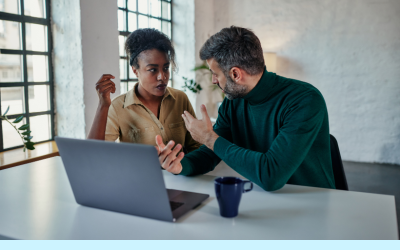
96,74,116,107
155,135,184,174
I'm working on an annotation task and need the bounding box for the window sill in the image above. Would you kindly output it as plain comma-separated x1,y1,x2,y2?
0,141,59,171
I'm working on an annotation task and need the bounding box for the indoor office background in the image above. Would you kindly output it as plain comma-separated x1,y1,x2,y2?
0,0,399,233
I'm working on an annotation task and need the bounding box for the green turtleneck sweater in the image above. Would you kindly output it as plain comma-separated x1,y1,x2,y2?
180,70,336,191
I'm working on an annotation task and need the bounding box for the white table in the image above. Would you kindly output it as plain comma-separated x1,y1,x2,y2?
0,157,398,240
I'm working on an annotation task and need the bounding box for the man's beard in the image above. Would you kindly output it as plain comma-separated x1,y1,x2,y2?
220,75,248,100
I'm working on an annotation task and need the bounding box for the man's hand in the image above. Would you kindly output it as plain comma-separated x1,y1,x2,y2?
182,104,219,150
155,135,184,174
95,74,116,107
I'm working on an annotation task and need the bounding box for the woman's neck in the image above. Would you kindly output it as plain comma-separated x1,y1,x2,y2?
136,84,163,105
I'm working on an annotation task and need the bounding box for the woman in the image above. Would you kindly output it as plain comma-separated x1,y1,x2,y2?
88,28,201,154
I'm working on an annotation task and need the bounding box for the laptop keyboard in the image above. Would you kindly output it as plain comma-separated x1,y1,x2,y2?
170,201,184,211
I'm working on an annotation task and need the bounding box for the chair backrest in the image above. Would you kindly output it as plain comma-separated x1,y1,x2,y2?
330,134,349,191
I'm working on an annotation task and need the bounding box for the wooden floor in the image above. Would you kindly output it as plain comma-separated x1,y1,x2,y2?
343,160,400,238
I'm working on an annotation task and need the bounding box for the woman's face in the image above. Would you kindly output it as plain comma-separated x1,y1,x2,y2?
132,49,170,97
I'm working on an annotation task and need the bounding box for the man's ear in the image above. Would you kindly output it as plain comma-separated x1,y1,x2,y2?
229,67,243,83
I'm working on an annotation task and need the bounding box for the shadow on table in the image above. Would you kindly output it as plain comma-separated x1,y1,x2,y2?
271,185,330,194
0,234,15,240
175,197,215,223
198,205,305,221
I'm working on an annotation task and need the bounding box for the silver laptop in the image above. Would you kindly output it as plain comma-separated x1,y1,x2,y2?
55,136,209,222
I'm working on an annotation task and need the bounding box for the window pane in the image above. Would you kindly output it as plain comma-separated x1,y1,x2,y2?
2,118,26,149
119,35,126,56
161,21,171,39
149,0,160,17
149,18,161,32
0,87,25,115
127,0,136,11
118,0,126,8
118,10,126,31
0,0,20,14
0,21,21,50
28,85,50,112
30,114,51,142
25,23,47,52
24,0,45,18
120,82,127,94
138,15,148,29
120,58,127,80
0,54,23,82
128,64,134,79
128,81,136,91
138,0,148,14
161,1,170,20
128,12,137,32
27,55,48,82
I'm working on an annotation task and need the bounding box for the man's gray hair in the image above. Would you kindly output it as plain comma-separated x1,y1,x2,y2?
199,26,265,76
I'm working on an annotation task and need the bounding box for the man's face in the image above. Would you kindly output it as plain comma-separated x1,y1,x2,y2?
206,58,247,100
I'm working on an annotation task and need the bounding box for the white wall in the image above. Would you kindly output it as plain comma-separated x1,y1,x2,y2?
194,0,222,119
171,0,197,108
52,0,120,138
194,0,400,165
52,0,86,139
52,0,400,165
80,0,121,136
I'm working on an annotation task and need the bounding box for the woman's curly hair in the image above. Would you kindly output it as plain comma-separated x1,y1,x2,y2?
125,28,176,71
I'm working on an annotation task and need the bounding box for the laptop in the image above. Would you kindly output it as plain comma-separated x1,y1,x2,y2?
55,136,209,222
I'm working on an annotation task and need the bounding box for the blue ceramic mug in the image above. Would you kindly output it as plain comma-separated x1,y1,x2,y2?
214,177,253,218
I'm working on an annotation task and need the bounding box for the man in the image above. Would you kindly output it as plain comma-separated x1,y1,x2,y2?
156,26,335,191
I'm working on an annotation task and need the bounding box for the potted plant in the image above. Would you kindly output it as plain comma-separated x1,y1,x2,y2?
0,106,35,152
182,61,225,101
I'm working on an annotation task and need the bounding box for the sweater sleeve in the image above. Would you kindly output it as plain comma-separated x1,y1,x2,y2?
180,99,232,176
213,91,326,191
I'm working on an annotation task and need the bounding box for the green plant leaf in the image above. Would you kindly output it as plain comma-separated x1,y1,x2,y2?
13,115,24,123
192,63,209,71
26,141,35,150
18,124,29,130
2,106,10,116
24,136,33,140
21,130,31,135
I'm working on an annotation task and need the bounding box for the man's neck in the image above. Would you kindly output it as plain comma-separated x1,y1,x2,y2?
244,71,264,95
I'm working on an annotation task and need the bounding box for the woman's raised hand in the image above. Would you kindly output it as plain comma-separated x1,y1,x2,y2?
95,74,116,107
155,135,184,175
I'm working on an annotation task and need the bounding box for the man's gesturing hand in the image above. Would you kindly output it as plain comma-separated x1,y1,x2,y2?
182,104,219,150
155,135,184,174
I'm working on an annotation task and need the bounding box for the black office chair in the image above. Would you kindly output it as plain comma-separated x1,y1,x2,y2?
330,134,349,191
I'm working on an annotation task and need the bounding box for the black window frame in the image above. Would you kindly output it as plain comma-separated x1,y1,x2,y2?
0,0,54,152
118,0,173,93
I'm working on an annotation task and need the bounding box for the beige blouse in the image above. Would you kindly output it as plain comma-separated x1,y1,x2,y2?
105,83,201,153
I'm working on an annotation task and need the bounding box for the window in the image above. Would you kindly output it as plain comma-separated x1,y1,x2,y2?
0,0,53,151
118,0,172,94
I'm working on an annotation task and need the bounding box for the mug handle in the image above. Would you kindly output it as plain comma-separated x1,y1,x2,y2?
243,181,253,193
